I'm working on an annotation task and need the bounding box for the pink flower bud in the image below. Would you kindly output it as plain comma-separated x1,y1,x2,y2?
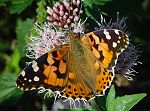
71,23,75,27
69,16,73,20
63,1,71,10
63,15,68,20
47,6,53,15
70,6,73,10
67,18,71,24
59,16,63,20
53,7,59,14
47,16,53,21
55,2,60,7
65,6,71,10
48,22,53,26
73,0,77,5
65,12,69,16
53,21,59,26
63,0,70,7
59,10,64,16
74,16,79,22
53,13,59,20
77,0,80,6
73,8,78,14
59,5,64,10
64,24,69,28
59,22,64,27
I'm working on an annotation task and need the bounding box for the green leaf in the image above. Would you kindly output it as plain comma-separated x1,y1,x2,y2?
106,85,146,111
3,48,21,75
106,92,146,111
106,85,116,110
94,96,107,111
0,74,23,105
83,0,112,8
0,0,9,6
83,0,112,21
0,40,10,52
111,93,146,111
16,18,34,57
36,0,47,23
8,0,33,14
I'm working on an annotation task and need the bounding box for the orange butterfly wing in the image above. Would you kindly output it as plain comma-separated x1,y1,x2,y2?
81,29,129,70
16,45,69,92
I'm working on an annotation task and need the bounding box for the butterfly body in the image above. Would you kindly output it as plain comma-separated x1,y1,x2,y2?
69,38,98,91
16,29,129,101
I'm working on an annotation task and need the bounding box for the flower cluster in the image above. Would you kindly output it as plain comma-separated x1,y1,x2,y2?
97,13,128,34
26,23,69,59
115,44,141,81
47,0,82,30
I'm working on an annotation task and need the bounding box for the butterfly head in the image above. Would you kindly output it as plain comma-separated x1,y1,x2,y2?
67,33,80,41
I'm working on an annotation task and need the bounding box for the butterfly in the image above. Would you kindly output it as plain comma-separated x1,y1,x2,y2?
16,29,129,101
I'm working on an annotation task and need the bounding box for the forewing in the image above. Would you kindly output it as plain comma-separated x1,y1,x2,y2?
16,45,69,91
81,29,129,70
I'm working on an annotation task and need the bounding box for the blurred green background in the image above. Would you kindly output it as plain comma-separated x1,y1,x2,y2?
0,0,150,111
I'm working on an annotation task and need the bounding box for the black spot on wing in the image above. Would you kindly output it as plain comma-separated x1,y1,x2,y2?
89,35,94,42
99,51,104,61
51,51,58,58
55,70,67,79
52,59,60,67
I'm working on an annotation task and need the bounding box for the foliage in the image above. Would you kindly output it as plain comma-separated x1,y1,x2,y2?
0,0,33,14
0,48,23,106
16,18,34,57
106,85,146,111
36,0,47,23
0,74,23,106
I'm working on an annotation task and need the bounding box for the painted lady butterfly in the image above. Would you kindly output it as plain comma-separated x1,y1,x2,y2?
16,29,129,101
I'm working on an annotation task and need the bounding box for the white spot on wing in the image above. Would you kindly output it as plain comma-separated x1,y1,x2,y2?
117,40,120,43
34,76,39,81
32,61,37,68
21,71,25,77
29,79,32,82
118,36,121,39
33,66,39,72
114,29,119,35
32,60,39,72
103,29,111,40
24,78,27,81
113,42,117,48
